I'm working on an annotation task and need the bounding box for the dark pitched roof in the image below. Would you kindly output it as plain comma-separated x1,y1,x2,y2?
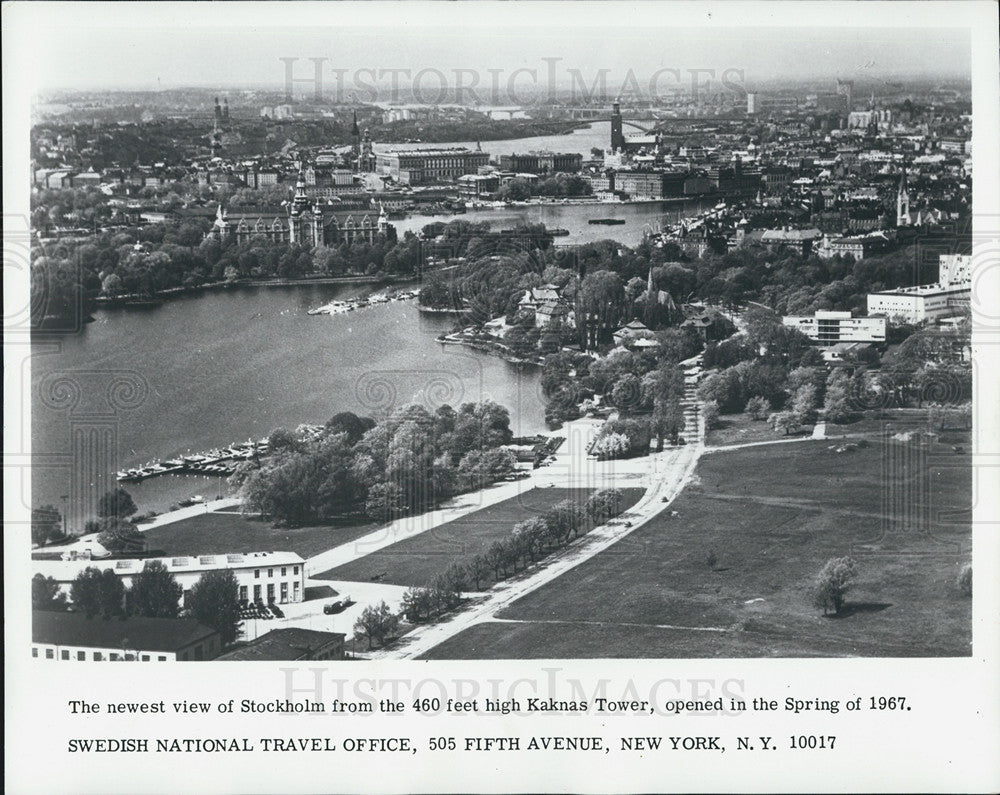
32,611,218,652
214,628,345,661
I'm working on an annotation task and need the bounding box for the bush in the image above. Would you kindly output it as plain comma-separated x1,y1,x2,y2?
591,431,630,460
745,396,772,421
811,556,857,615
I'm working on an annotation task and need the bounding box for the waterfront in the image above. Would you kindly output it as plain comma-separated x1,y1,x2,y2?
395,198,711,246
375,121,613,160
31,285,547,517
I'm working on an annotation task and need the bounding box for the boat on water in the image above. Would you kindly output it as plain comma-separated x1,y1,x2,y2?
549,228,571,236
588,218,627,225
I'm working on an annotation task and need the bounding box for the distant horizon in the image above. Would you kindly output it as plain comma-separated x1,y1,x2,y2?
12,4,970,93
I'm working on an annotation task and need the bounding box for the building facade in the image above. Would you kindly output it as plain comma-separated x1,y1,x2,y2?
31,612,221,662
498,152,583,175
34,550,308,610
375,148,490,185
866,254,972,323
782,310,886,344
210,172,394,247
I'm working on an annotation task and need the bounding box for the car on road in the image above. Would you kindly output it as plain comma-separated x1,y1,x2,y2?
323,597,353,614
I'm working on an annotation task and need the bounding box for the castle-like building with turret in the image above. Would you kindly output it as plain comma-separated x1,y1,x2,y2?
210,167,395,247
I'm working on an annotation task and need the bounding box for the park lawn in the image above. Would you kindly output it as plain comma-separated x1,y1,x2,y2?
315,487,645,588
706,412,811,447
422,434,971,659
142,511,380,559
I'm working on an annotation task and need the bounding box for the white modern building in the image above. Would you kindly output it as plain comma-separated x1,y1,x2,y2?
782,310,886,344
33,550,306,609
866,254,972,324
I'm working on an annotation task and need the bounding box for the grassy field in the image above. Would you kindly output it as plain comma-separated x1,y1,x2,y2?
423,432,972,659
706,412,811,447
142,511,380,559
315,487,645,588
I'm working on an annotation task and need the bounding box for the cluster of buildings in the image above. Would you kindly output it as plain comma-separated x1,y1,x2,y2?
867,253,972,323
31,545,351,662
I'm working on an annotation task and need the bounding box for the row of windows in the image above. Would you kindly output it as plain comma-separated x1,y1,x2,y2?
32,647,168,662
254,566,298,578
240,581,301,603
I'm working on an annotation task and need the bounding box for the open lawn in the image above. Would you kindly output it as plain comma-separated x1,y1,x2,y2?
707,412,812,447
142,511,380,559
315,487,645,588
422,432,971,659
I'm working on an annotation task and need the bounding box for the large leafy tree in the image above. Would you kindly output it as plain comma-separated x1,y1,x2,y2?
97,488,138,519
70,567,126,618
128,560,183,618
186,570,241,646
32,574,67,611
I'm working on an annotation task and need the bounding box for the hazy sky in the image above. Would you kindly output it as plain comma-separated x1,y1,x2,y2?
11,3,972,92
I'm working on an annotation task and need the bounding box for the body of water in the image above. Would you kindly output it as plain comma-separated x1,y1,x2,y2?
395,198,711,246
30,120,684,524
375,121,614,160
31,286,546,519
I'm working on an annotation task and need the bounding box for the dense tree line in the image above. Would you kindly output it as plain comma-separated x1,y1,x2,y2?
37,564,242,647
235,402,516,525
397,488,626,628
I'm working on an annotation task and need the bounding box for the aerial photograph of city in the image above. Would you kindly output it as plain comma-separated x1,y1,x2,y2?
24,15,974,663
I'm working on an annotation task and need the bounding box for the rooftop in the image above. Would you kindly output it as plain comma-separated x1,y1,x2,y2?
34,550,305,582
214,628,345,661
32,611,217,652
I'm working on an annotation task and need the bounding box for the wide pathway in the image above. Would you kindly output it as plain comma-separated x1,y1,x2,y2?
367,359,706,659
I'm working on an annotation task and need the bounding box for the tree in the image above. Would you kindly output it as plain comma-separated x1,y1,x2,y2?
822,369,855,424
401,587,434,622
97,487,138,519
586,488,625,522
702,400,720,430
186,569,241,646
791,382,820,425
31,505,63,546
96,518,145,554
485,541,507,580
591,432,631,460
457,447,517,490
70,567,126,618
353,600,399,649
811,556,857,615
512,517,547,563
546,498,584,541
128,560,183,618
769,410,799,436
466,555,490,590
745,396,771,421
32,574,67,611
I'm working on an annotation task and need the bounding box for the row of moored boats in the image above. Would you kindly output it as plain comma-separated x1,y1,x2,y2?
308,288,420,316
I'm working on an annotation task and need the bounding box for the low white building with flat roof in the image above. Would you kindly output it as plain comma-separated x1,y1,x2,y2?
783,310,886,345
33,550,306,609
866,254,971,323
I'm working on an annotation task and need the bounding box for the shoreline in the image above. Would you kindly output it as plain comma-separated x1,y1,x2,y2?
92,273,422,310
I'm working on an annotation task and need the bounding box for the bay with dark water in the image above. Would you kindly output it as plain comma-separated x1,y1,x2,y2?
31,286,546,517
30,121,710,521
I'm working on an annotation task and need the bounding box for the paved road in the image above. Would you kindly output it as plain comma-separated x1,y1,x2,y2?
367,359,706,660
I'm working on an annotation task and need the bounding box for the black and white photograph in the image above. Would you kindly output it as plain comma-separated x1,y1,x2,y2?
5,1,999,792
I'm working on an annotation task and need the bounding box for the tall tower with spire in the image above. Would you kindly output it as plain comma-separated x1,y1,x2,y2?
351,110,361,167
289,162,320,246
896,163,911,227
610,102,624,153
